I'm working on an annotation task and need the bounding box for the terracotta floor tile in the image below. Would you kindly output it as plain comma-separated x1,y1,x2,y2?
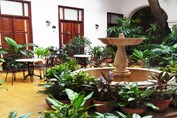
0,71,49,118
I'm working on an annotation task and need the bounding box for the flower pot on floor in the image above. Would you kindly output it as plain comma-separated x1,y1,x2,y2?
120,105,147,114
151,98,172,112
83,98,93,108
92,99,115,113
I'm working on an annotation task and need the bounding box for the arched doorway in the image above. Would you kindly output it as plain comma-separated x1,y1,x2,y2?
131,7,155,31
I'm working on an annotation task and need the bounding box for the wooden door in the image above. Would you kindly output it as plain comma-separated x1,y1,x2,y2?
59,6,84,48
0,17,13,45
0,16,31,45
13,18,31,44
62,22,72,44
60,21,83,47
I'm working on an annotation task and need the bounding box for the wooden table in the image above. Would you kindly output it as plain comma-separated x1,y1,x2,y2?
15,58,43,81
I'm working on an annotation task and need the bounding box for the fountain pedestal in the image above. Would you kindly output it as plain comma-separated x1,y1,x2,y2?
99,34,144,82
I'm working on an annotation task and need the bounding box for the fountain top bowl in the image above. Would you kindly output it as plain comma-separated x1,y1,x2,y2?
98,37,144,46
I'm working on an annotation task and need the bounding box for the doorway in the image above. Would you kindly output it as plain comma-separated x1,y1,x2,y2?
58,6,84,48
0,0,32,46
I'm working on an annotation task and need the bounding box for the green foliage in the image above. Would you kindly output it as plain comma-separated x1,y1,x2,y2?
2,37,37,71
148,71,175,100
8,111,31,118
0,45,8,71
38,70,95,100
89,46,104,67
90,46,104,59
64,36,91,56
39,88,94,118
34,47,51,58
132,49,150,61
94,111,153,118
163,28,177,46
107,17,144,38
86,72,116,101
116,82,158,110
38,59,95,99
102,45,116,59
160,61,177,75
45,59,79,79
5,37,36,57
148,44,176,67
145,23,161,43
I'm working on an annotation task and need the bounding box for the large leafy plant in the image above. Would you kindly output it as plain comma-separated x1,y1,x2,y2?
94,111,153,118
116,82,158,110
107,17,144,38
34,47,51,58
8,111,31,118
86,72,116,101
148,44,175,67
148,71,175,100
64,36,91,56
4,37,36,58
39,88,94,118
2,37,37,70
38,70,95,100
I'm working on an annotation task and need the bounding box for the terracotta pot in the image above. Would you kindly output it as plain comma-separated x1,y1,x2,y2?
104,58,113,63
83,99,93,108
92,99,115,113
170,99,177,107
120,106,147,114
151,98,172,112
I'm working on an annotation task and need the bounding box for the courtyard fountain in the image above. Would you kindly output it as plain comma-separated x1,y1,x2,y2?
78,33,161,83
98,33,144,82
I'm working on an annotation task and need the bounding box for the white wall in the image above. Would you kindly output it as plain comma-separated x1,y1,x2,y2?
28,0,123,48
27,0,177,48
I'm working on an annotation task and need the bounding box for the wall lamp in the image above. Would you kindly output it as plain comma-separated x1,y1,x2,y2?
95,24,99,29
46,20,51,26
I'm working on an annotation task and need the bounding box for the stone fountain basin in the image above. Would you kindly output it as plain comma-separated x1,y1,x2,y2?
76,67,161,86
98,38,144,46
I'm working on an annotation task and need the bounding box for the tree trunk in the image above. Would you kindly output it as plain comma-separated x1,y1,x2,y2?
148,0,171,43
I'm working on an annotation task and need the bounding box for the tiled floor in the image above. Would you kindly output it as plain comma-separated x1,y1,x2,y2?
1,69,177,118
0,70,50,118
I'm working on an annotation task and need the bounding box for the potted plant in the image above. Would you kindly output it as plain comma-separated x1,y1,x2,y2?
131,48,150,67
94,111,153,118
102,45,116,63
39,88,94,118
34,46,51,59
87,72,117,113
89,46,104,67
167,81,177,107
64,36,91,56
0,45,8,71
38,59,95,106
148,71,175,112
38,59,79,103
116,82,158,114
8,111,32,118
2,37,37,84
